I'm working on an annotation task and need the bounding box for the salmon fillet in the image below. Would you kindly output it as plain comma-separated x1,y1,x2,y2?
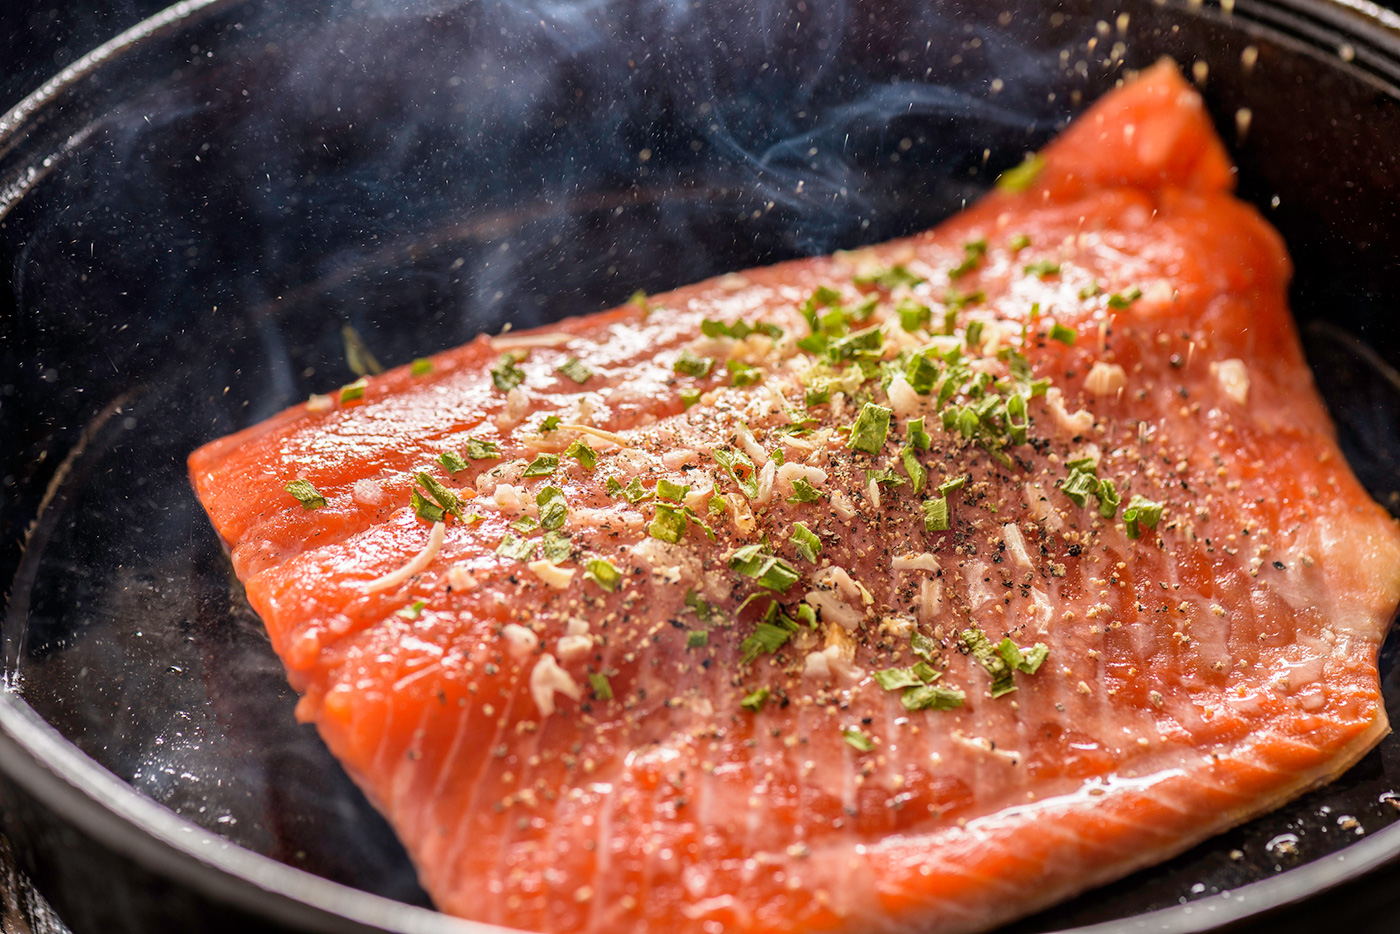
189,63,1400,934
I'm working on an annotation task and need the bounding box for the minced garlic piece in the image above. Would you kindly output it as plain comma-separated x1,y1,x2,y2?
528,559,576,589
1211,358,1250,405
1084,361,1127,396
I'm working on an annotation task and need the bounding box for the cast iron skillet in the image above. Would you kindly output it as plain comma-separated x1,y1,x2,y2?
4,0,1400,931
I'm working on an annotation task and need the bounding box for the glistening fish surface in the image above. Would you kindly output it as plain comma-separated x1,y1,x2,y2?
189,64,1400,934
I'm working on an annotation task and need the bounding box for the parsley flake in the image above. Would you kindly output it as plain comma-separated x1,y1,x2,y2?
411,357,433,376
464,437,501,460
588,673,613,700
490,354,526,392
339,378,368,403
674,350,714,378
902,685,965,711
727,359,763,387
787,477,822,504
649,503,688,543
922,496,950,532
1107,286,1143,309
729,544,802,592
415,472,464,519
1049,322,1077,345
565,439,597,470
997,152,1045,192
847,402,892,454
740,687,770,712
438,450,469,474
536,486,568,531
842,728,875,752
1123,495,1165,539
522,454,559,478
284,479,327,510
495,533,536,561
556,357,593,384
1024,260,1062,279
583,557,621,592
395,600,426,620
539,415,561,433
411,489,445,522
790,522,821,563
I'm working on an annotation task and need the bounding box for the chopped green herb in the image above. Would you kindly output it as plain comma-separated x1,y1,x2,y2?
565,439,597,470
948,240,988,280
686,630,709,648
629,289,651,312
674,349,714,378
411,489,445,522
411,357,433,376
588,673,613,700
712,447,759,499
963,626,1016,697
583,557,621,592
740,618,796,664
727,359,763,387
685,589,719,623
464,437,501,460
1123,495,1165,539
540,530,572,564
965,320,985,348
702,318,783,340
847,402,892,454
680,387,702,409
902,448,927,494
509,515,539,534
897,299,932,332
605,475,624,497
790,522,822,564
1024,260,1062,279
490,354,526,392
1078,281,1103,300
937,475,967,496
622,476,653,503
438,450,469,474
787,477,822,504
740,687,770,712
708,494,727,515
842,727,875,752
902,684,965,711
649,503,688,543
557,357,593,384
536,486,568,531
1048,321,1077,345
522,454,559,478
1096,476,1121,519
395,600,426,620
997,152,1045,193
415,472,464,518
729,544,802,592
1107,286,1143,309
873,667,926,691
284,479,327,510
865,468,906,488
796,603,818,628
911,631,938,662
856,264,925,290
495,532,536,562
539,415,561,433
340,378,368,403
922,496,950,532
997,637,1049,675
657,478,690,502
1008,233,1032,251
907,416,931,450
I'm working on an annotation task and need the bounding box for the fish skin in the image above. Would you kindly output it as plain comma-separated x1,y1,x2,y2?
189,62,1400,934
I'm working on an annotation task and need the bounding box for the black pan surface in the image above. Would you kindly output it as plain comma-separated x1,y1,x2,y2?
5,0,1400,932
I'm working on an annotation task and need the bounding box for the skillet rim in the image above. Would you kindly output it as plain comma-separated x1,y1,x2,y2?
3,0,1400,931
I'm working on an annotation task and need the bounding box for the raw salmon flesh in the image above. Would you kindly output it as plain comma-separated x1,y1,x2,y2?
189,63,1400,934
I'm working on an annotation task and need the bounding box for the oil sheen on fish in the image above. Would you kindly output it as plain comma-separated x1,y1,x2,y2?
189,64,1400,934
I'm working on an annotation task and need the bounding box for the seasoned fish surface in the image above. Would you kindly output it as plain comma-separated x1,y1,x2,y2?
190,64,1400,934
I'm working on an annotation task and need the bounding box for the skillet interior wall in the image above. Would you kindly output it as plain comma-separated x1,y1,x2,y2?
4,0,1400,932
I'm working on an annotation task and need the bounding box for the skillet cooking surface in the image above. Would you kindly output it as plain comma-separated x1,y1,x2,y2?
5,0,1400,932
